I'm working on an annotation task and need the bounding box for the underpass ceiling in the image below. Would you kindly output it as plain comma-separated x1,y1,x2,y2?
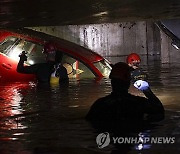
0,0,180,27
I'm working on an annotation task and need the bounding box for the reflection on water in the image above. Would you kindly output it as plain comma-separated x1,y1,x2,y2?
0,57,180,154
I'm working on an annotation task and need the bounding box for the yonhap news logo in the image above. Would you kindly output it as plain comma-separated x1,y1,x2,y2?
96,132,175,149
96,132,110,148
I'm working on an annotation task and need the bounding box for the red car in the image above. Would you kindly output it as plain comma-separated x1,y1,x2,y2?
0,28,111,82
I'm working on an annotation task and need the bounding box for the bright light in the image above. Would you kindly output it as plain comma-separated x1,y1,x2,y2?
171,42,179,50
28,60,34,65
137,144,143,150
93,11,109,17
8,47,23,61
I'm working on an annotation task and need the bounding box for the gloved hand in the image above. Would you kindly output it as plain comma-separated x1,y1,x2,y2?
134,80,149,91
19,51,27,61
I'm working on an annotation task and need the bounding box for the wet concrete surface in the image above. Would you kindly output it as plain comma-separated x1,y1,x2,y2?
0,0,180,27
0,56,180,154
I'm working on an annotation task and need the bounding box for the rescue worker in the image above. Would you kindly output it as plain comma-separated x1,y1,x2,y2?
50,49,69,84
126,53,147,83
17,42,68,83
86,62,164,131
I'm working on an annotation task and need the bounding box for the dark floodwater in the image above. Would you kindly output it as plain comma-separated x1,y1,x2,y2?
0,56,180,154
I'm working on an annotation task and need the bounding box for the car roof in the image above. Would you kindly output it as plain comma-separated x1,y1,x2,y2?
0,28,103,63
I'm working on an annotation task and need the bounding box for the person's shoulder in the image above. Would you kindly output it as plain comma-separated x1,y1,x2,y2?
128,93,146,100
93,95,111,103
103,94,115,101
90,94,112,106
127,93,148,103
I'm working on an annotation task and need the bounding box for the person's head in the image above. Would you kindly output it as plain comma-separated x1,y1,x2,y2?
43,42,56,62
55,51,63,63
109,62,131,92
126,53,141,69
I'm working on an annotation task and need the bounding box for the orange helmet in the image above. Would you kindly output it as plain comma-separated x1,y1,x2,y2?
109,62,131,81
126,53,141,64
43,42,56,54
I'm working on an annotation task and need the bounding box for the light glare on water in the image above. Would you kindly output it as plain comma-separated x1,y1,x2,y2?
0,57,180,153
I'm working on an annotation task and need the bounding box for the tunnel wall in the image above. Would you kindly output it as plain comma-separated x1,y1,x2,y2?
30,21,160,58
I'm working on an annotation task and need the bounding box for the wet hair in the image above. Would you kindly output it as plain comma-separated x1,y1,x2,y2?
109,62,131,82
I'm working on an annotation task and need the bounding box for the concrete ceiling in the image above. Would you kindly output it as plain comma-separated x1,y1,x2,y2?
0,0,180,27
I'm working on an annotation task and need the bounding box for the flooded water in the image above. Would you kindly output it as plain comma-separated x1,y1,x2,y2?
0,56,180,154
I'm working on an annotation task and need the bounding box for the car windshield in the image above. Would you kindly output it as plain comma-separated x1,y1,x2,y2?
93,60,112,77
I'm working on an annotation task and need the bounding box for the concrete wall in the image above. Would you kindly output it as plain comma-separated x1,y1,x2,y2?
30,22,180,64
31,21,157,57
146,21,161,56
160,30,180,63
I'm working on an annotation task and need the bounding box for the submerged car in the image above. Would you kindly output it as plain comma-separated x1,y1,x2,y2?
0,28,111,82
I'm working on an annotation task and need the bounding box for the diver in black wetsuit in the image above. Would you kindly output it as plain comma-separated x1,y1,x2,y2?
86,62,164,130
126,53,147,83
17,42,68,83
